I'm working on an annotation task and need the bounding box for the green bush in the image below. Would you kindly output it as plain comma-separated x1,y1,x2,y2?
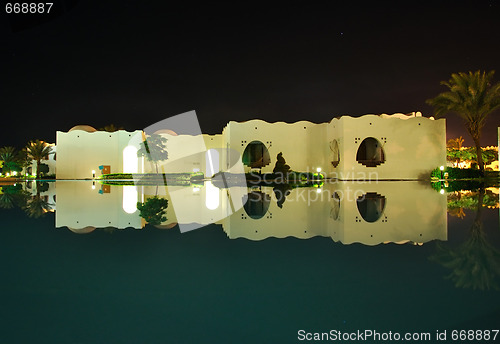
137,196,168,225
431,167,482,180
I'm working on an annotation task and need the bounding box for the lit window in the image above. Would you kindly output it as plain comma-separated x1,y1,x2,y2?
123,145,139,174
205,181,219,210
206,149,219,177
123,185,138,214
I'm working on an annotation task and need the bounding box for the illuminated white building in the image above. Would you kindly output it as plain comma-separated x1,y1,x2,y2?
55,112,446,180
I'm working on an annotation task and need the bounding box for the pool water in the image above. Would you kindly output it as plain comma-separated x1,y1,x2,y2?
1,182,499,343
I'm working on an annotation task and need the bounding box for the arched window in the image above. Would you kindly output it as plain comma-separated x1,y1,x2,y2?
243,191,271,219
356,192,386,222
123,145,139,174
242,141,271,168
356,138,385,167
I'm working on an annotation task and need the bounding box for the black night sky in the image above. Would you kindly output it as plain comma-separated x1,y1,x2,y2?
1,1,499,148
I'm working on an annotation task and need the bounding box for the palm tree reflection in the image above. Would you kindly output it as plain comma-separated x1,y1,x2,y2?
430,188,500,290
16,182,54,218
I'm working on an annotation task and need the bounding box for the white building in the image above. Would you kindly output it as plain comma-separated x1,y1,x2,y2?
55,112,446,180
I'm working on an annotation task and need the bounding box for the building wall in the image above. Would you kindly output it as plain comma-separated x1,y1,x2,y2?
224,120,330,174
56,113,445,180
56,130,143,179
329,114,446,180
155,134,223,177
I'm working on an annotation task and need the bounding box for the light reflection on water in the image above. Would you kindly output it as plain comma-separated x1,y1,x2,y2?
40,181,449,246
1,181,499,343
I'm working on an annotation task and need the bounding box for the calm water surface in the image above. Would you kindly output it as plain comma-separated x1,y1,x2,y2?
1,181,499,343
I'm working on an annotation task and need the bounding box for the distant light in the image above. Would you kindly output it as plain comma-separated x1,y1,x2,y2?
439,166,444,171
13,171,17,176
193,187,200,192
91,170,96,174
193,168,200,173
316,167,321,172
440,189,445,194
316,189,321,194
92,185,96,190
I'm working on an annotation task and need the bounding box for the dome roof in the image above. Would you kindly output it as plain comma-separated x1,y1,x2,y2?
69,125,97,133
67,226,96,234
154,222,178,230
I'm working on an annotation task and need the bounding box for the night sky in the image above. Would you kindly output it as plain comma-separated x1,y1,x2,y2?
1,0,499,148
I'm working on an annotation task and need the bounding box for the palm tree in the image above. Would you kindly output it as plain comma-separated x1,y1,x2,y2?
26,140,53,179
426,71,500,173
430,188,500,290
0,184,30,209
0,146,20,174
24,192,53,218
17,148,33,176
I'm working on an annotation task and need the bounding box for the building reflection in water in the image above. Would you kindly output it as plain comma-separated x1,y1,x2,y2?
52,180,447,245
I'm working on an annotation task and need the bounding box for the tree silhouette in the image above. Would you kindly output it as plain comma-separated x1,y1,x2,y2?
430,188,500,290
23,182,53,218
426,71,500,172
26,140,53,179
137,196,168,226
137,134,168,174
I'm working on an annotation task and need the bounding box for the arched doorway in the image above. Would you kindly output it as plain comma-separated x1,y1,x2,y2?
356,137,385,167
242,141,271,168
356,192,386,222
243,190,271,219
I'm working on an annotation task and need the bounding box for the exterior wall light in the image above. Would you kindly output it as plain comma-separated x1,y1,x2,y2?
316,167,321,172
